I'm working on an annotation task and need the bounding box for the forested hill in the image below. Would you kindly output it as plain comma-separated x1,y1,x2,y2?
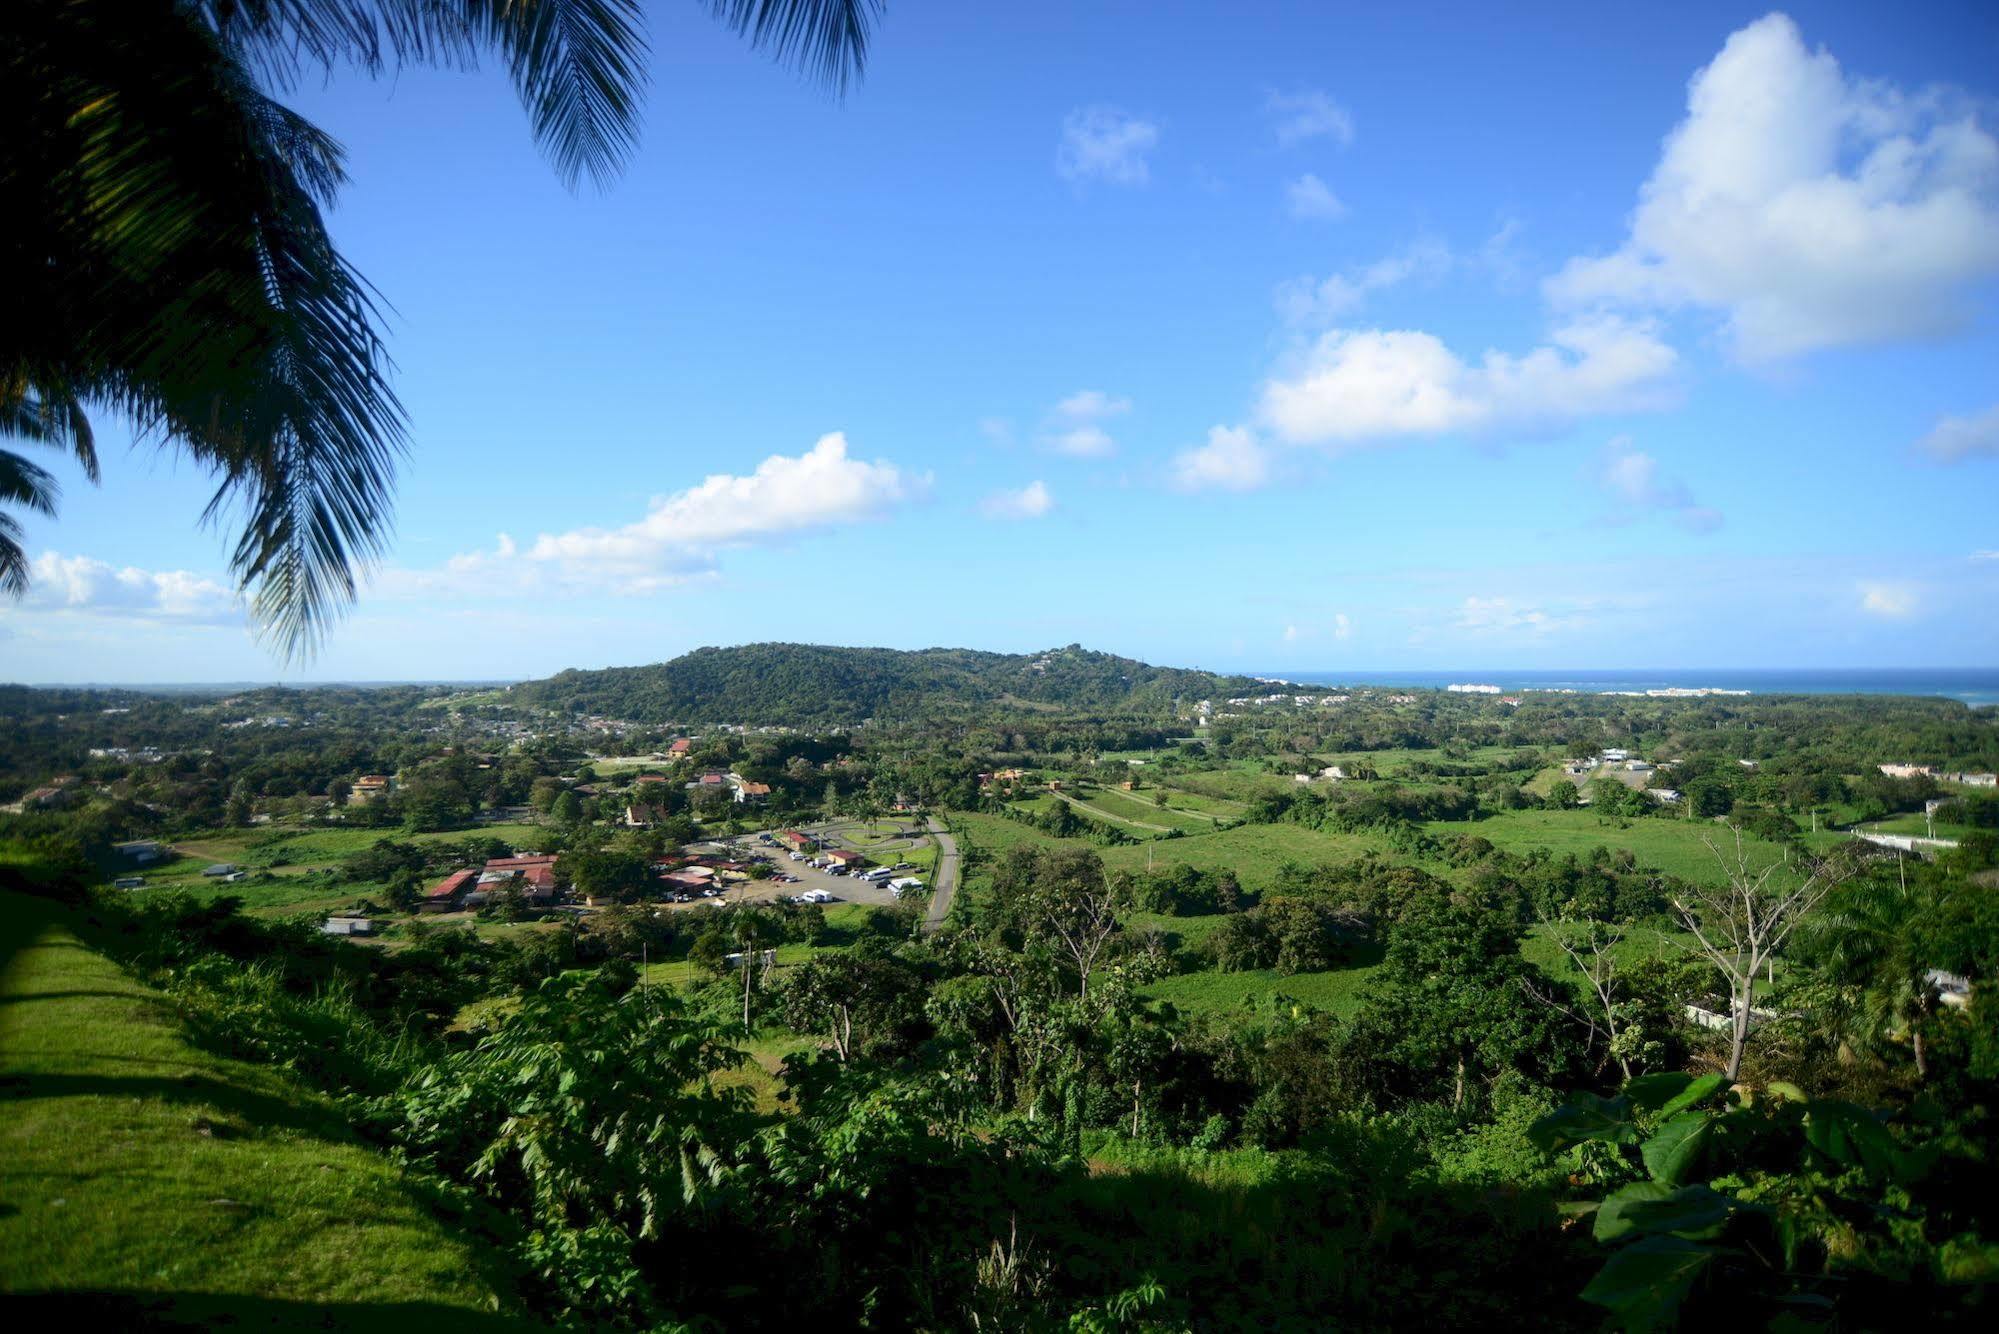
508,643,1261,725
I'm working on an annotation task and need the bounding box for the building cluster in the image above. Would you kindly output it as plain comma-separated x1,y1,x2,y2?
1879,763,1997,787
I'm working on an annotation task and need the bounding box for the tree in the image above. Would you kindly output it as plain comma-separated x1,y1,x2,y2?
779,949,924,1062
3,1,882,654
1548,779,1580,810
550,789,584,827
1805,861,1954,1081
1672,834,1852,1081
1521,914,1645,1081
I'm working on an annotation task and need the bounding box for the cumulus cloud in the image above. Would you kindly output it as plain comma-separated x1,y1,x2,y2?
1334,612,1352,640
1595,437,1723,533
1041,390,1131,457
1266,89,1355,147
1057,107,1159,186
1916,404,1999,463
1283,623,1300,643
980,480,1054,521
430,433,916,594
1858,581,1919,618
1258,316,1678,449
1548,13,1999,361
19,553,239,622
1169,425,1270,493
1285,173,1347,220
1275,239,1452,323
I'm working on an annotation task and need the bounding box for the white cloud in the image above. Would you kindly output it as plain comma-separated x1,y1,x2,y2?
1283,623,1300,643
980,480,1054,521
1054,390,1131,420
1275,239,1452,323
1169,424,1270,492
1916,404,1999,463
1041,390,1131,457
1285,173,1347,220
1334,612,1352,640
1047,426,1115,458
1258,316,1678,449
1266,89,1355,147
1548,13,1999,361
1975,550,1999,562
431,432,915,594
1859,581,1919,618
1057,107,1159,186
1453,596,1589,636
19,553,239,622
1596,437,1723,533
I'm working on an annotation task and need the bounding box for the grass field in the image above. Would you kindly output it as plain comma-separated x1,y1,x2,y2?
1858,811,1982,841
1427,809,1803,886
0,893,519,1327
1069,784,1217,834
951,811,1394,893
1099,822,1384,888
1142,963,1379,1019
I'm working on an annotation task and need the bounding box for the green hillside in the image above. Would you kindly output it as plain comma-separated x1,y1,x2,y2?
507,642,1259,724
0,893,525,1329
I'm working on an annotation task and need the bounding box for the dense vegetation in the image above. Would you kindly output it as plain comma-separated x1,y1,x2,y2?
508,643,1262,726
4,646,1998,1328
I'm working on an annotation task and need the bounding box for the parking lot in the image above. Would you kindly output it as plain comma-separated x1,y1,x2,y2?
656,820,931,913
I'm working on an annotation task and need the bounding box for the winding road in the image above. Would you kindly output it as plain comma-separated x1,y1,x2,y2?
921,816,960,933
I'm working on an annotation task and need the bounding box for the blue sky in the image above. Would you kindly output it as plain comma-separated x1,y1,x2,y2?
6,0,1998,682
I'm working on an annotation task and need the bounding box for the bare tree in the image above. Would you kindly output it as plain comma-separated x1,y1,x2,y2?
1673,831,1851,1080
1035,871,1127,1004
1521,914,1639,1081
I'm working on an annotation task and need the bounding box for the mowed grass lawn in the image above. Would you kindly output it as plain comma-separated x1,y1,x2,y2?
1428,809,1801,886
1067,785,1216,835
0,893,522,1328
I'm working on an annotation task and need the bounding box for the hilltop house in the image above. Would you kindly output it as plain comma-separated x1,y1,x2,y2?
350,774,394,804
625,803,670,827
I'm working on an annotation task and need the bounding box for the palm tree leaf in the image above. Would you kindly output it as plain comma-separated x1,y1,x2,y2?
707,0,881,92
446,1,651,189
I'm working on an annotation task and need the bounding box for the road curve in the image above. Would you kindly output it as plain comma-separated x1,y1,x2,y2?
921,816,960,933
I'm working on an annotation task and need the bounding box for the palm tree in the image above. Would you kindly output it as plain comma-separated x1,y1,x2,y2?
1806,863,1949,1081
2,1,881,657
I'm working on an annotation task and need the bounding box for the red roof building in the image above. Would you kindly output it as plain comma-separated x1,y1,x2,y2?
420,868,478,912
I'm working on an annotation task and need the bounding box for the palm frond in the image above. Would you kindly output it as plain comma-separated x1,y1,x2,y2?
449,1,651,189
0,383,98,482
707,0,881,93
0,450,59,598
0,449,60,517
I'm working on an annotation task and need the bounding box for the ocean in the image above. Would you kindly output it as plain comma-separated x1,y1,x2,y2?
1260,669,1999,708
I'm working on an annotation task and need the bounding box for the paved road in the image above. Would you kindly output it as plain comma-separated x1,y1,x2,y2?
922,816,960,933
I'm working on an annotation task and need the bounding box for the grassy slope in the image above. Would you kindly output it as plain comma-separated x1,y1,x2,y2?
0,893,522,1327
1428,809,1801,885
